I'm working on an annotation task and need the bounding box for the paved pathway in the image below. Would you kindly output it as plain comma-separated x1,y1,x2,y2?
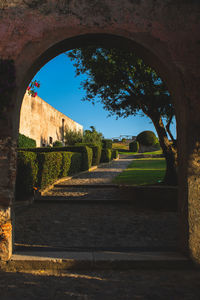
2,157,199,299
15,157,178,251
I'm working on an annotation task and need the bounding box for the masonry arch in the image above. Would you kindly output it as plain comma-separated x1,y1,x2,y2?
0,1,199,264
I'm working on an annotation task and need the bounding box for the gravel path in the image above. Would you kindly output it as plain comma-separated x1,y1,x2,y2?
54,157,133,186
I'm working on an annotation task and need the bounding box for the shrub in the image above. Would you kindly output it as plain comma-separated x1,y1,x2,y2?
53,140,63,147
15,151,38,199
136,131,157,146
76,143,102,166
18,133,36,148
129,141,139,152
102,139,112,149
60,151,82,177
21,146,93,171
37,152,63,189
111,149,119,160
64,129,82,145
83,126,103,146
100,149,112,163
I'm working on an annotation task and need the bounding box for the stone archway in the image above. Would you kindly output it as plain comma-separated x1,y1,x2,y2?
0,1,200,264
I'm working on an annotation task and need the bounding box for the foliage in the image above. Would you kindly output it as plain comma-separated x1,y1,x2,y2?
67,47,174,122
136,131,157,146
83,126,103,146
64,129,82,145
100,149,112,163
113,158,166,186
60,152,82,177
53,140,63,147
111,149,119,159
102,139,112,149
67,46,177,184
15,151,38,199
18,133,36,148
37,152,63,189
129,141,139,152
27,80,40,97
21,145,93,171
76,143,102,166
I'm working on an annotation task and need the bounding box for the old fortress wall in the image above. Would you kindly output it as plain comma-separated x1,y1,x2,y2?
19,92,83,147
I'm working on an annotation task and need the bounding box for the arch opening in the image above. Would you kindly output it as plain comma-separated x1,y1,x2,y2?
13,33,180,257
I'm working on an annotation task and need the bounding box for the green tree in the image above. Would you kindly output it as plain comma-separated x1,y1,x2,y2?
64,129,83,145
83,126,103,146
67,47,177,184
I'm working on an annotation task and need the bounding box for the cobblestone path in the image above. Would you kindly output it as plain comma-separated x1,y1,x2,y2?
4,157,200,299
15,157,178,251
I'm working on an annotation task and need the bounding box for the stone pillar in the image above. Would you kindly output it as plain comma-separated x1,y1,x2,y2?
178,74,200,264
0,137,16,261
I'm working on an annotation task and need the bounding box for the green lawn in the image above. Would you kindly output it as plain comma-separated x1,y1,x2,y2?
119,149,163,155
113,158,166,186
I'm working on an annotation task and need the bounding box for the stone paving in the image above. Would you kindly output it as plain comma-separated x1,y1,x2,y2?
2,157,199,299
1,269,200,299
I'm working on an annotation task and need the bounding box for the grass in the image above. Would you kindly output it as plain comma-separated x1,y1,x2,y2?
112,142,163,155
119,149,163,155
113,158,166,186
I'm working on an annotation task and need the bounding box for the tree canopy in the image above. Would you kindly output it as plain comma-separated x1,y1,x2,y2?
66,46,177,184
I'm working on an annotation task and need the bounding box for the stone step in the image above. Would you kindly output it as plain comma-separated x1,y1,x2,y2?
0,251,193,272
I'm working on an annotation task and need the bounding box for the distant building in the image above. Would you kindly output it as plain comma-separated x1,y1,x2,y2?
19,92,83,147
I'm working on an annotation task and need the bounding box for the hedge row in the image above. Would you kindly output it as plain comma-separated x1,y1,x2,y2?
18,145,93,171
15,150,82,198
18,133,36,148
75,143,102,166
16,144,119,199
15,151,38,199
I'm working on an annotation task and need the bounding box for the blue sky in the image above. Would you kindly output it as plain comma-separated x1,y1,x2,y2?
32,52,176,139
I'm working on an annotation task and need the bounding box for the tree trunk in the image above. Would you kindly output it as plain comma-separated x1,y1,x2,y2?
166,115,176,145
145,110,178,185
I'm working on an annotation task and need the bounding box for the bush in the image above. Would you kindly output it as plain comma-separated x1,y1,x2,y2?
136,131,157,146
37,152,63,189
60,151,82,177
100,149,112,163
53,140,63,147
83,126,103,146
15,151,38,199
111,149,119,160
64,129,82,145
129,141,139,152
76,143,102,166
18,133,36,148
102,139,112,149
21,146,93,171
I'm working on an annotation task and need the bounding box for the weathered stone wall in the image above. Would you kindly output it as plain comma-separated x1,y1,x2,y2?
0,0,199,262
19,93,83,147
0,138,16,261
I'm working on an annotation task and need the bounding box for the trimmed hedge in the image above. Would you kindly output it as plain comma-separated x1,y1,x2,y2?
129,141,139,152
76,143,102,166
53,140,63,147
111,149,119,160
15,151,38,199
102,139,112,149
18,133,36,148
136,131,157,146
61,151,82,177
18,145,93,171
37,152,63,189
100,149,112,163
